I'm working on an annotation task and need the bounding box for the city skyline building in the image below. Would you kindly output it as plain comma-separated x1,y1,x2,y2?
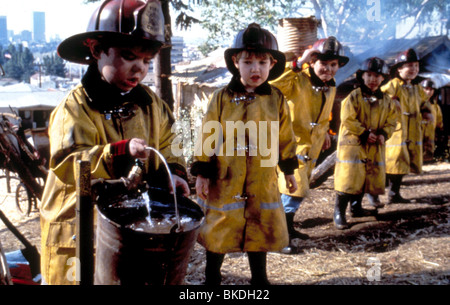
0,16,7,45
33,11,46,43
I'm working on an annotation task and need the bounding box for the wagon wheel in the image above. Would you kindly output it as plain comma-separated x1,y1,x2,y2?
0,173,20,207
15,182,33,217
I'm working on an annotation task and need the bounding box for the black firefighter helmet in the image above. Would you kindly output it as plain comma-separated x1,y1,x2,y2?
57,0,165,65
420,78,437,90
311,36,349,67
389,48,420,77
356,57,389,83
224,23,286,81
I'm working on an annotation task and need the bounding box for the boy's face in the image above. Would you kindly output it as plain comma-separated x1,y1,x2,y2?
96,45,154,92
362,71,384,92
233,52,275,92
310,59,339,83
398,62,419,82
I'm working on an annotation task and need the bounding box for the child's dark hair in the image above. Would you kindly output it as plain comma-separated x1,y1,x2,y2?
232,50,276,63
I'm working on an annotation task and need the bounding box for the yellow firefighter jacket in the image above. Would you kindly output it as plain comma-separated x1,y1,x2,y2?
191,78,297,254
270,66,336,197
40,66,185,284
381,78,431,175
423,96,443,161
334,86,397,195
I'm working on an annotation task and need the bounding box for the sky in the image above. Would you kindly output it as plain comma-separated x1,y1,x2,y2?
1,0,100,40
1,0,206,43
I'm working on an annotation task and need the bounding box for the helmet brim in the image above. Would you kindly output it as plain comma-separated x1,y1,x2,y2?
315,52,349,67
57,31,163,64
224,48,286,81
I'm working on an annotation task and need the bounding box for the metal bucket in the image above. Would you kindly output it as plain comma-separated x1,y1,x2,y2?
94,187,204,285
278,17,319,61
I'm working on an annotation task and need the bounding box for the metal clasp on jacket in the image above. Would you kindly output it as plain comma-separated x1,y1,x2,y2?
297,154,311,162
364,96,378,103
235,144,258,153
310,122,319,128
103,106,136,120
231,95,256,105
403,112,411,116
233,193,254,201
312,85,329,92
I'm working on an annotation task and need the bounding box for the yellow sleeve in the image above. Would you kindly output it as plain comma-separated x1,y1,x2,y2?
340,92,366,137
269,64,299,101
383,96,400,140
48,93,113,186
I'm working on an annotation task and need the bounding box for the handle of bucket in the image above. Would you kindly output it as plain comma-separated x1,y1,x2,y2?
145,146,181,232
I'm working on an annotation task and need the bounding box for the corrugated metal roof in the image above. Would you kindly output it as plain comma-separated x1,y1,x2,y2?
336,35,450,85
0,82,67,110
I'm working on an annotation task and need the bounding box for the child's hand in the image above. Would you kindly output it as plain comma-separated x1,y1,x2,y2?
367,132,378,144
377,134,385,145
195,175,209,200
297,48,317,66
322,133,331,151
171,174,190,197
129,138,150,159
285,174,298,194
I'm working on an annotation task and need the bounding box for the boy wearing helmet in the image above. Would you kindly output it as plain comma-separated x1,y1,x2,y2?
270,37,348,245
333,57,397,229
420,79,443,163
191,23,298,285
40,0,189,285
381,48,432,204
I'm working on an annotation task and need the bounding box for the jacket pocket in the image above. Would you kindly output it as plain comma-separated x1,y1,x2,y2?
46,221,76,248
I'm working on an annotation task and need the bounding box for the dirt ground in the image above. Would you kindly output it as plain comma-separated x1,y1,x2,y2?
1,162,449,285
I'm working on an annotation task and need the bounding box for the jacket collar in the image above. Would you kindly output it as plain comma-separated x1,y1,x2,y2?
226,76,272,95
360,84,384,100
82,64,152,113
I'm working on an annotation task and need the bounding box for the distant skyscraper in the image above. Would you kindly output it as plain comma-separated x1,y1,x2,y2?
33,11,46,42
0,16,7,45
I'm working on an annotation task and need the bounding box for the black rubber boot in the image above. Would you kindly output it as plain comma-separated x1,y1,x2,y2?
367,194,384,208
248,252,270,286
387,174,411,204
204,251,225,285
286,213,309,240
350,194,377,217
334,192,350,230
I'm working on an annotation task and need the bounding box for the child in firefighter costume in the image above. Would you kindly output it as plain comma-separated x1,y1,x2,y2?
420,79,444,163
381,49,432,204
191,23,298,285
333,57,397,229
40,0,189,285
270,37,348,244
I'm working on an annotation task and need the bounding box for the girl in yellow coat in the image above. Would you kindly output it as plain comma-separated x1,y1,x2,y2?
381,49,432,204
270,37,349,241
334,58,397,229
40,0,189,285
191,24,298,285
